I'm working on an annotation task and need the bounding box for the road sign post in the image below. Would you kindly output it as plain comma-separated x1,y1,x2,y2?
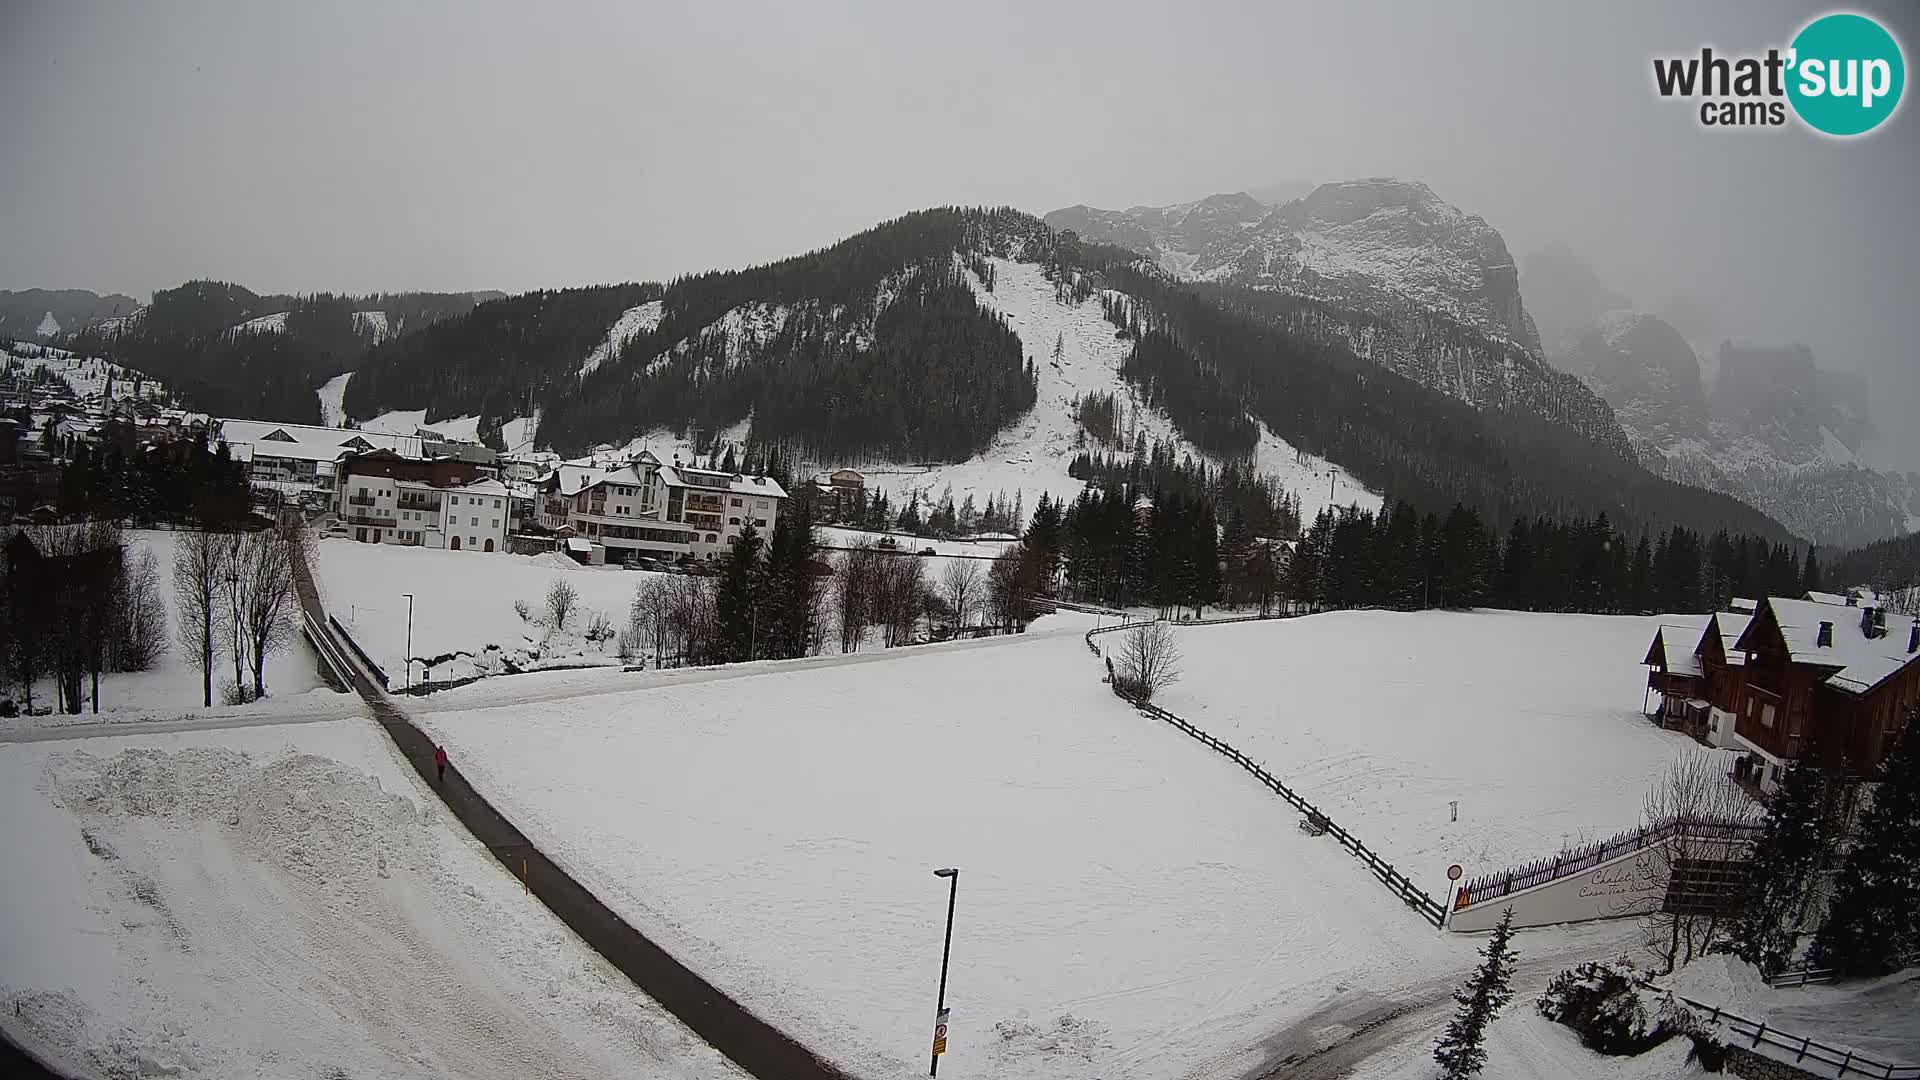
1444,863,1464,928
931,1007,949,1059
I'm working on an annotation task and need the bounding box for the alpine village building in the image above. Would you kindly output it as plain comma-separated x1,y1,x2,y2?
533,451,787,565
1645,590,1920,795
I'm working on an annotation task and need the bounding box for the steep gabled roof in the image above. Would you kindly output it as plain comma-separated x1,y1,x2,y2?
1737,597,1920,696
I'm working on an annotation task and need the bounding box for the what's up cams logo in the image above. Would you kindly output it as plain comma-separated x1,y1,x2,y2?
1653,11,1905,136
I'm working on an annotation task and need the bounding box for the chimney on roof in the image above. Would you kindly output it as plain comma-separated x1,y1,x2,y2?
1861,605,1880,640
1817,621,1833,648
1846,593,1859,606
1909,621,1919,655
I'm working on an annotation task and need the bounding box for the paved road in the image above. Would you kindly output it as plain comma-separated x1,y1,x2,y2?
292,554,853,1080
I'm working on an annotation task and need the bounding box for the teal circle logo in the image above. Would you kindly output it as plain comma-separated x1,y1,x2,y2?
1787,13,1905,136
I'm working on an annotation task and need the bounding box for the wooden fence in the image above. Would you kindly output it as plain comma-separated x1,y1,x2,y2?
1086,620,1446,928
1457,816,1763,910
1677,995,1920,1079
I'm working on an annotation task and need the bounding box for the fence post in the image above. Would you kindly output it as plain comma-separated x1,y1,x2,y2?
1752,1022,1766,1047
1837,1050,1852,1076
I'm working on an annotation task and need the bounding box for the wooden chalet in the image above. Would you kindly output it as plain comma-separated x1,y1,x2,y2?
1728,595,1920,792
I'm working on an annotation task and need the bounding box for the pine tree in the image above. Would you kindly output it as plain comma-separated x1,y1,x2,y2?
1433,908,1519,1079
1801,545,1822,595
1809,707,1920,975
1728,727,1838,974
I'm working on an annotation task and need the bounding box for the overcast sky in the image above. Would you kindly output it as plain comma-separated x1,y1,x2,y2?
4,1,1916,467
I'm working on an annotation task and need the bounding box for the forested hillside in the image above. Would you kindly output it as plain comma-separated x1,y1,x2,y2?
61,282,489,421
346,207,1050,459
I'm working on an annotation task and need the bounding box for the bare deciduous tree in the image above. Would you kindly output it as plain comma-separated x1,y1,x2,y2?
112,548,169,671
1641,751,1759,974
836,542,881,653
942,559,982,631
174,528,228,708
546,578,579,629
1116,620,1182,701
877,556,927,647
236,528,296,700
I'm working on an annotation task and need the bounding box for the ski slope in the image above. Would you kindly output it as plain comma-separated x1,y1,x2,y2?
415,623,1472,1080
316,370,353,427
1156,610,1717,895
0,718,744,1080
856,258,1377,523
579,300,663,379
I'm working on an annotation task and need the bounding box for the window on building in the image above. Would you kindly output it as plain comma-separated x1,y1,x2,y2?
1761,704,1777,728
756,500,767,509
706,533,717,543
493,499,500,508
450,496,459,505
755,519,767,528
470,516,479,526
731,497,742,507
729,517,740,526
490,519,499,528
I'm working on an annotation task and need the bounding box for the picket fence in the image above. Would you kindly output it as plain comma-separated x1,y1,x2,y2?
1457,815,1763,910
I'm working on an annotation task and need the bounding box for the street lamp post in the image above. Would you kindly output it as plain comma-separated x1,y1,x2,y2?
930,867,959,1076
402,592,414,689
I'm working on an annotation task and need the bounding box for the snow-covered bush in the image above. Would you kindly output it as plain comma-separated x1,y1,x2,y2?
1537,960,1699,1056
585,610,614,644
513,599,531,622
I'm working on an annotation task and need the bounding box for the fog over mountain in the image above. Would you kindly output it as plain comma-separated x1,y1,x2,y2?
3,0,1917,471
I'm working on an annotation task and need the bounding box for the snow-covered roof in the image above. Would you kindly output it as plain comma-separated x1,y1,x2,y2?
1741,597,1920,696
1705,610,1754,667
240,439,352,463
566,537,593,553
459,478,509,497
658,465,788,500
1653,624,1704,677
218,418,424,460
1804,587,1884,608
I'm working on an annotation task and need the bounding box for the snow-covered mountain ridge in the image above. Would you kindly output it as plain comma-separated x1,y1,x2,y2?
1522,247,1913,547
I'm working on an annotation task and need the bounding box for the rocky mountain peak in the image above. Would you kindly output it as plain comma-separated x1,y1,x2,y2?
1045,177,1541,355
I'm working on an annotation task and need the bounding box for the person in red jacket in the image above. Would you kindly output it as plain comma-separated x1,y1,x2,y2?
434,744,448,784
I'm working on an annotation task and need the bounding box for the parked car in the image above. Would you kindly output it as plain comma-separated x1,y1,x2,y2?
920,547,936,556
878,536,899,550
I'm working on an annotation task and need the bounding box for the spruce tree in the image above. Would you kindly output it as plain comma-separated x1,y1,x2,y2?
1809,708,1920,976
1801,545,1822,595
1728,728,1836,974
1433,908,1519,1079
713,523,764,663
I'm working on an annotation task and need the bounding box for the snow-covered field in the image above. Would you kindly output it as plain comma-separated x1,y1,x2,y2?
0,717,744,1080
850,258,1377,524
415,621,1479,1080
313,539,661,683
3,530,329,735
1156,610,1714,895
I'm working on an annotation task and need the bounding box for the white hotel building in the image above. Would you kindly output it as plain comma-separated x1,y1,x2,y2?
536,451,786,562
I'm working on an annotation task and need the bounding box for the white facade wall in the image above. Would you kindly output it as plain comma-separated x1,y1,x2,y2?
339,473,508,552
1448,833,1753,933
